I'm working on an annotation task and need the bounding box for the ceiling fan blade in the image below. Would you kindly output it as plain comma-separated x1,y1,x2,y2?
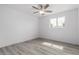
45,10,52,13
32,6,39,10
33,11,39,14
38,4,43,9
44,4,49,9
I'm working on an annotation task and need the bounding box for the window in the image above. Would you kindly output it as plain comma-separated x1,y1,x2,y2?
50,16,65,28
50,18,56,28
58,16,65,28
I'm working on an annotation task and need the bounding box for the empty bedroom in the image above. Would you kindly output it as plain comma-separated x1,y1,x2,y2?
0,4,79,55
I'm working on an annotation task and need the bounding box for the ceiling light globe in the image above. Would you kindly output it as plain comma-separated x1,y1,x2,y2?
39,11,45,14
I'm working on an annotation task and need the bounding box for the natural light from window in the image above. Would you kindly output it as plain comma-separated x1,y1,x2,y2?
58,16,65,28
42,42,64,50
50,18,56,28
50,16,65,28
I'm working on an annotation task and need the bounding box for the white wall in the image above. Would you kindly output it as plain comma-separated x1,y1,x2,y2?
78,8,79,45
39,9,79,45
0,5,38,48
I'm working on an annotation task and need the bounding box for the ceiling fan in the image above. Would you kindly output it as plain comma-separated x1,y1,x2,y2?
32,4,52,15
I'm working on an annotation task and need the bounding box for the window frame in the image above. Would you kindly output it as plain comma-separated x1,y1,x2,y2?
50,16,65,28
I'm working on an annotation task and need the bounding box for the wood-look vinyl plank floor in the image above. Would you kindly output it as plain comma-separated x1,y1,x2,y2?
0,38,79,55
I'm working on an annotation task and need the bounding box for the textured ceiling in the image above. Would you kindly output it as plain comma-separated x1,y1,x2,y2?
2,4,79,17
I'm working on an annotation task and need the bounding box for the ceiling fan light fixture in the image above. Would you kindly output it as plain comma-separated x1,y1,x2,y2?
39,10,45,15
32,4,52,16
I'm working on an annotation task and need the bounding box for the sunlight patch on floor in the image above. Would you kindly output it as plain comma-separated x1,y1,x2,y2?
42,42,64,50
